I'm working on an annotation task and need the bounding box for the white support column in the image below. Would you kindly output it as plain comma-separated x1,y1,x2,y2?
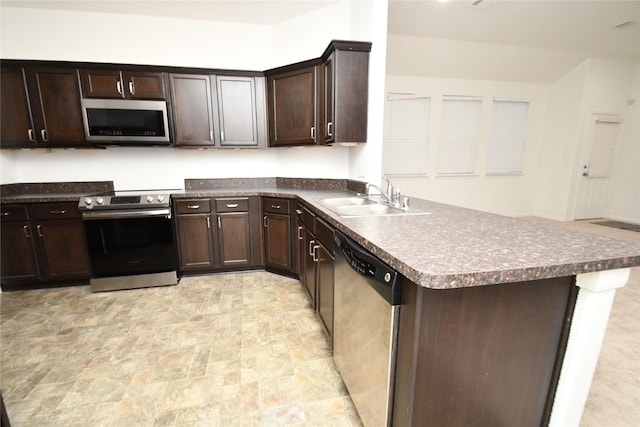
549,268,630,427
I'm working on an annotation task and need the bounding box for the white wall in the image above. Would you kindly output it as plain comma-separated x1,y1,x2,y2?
534,62,588,220
383,75,548,216
0,3,374,187
605,63,640,223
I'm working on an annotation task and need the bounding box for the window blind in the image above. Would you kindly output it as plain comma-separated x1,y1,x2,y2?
383,95,430,175
437,97,482,175
486,100,529,174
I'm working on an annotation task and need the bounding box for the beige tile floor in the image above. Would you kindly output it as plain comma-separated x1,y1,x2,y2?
1,218,638,426
1,272,362,426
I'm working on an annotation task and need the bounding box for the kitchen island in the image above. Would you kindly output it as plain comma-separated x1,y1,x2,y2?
176,177,640,427
3,177,640,426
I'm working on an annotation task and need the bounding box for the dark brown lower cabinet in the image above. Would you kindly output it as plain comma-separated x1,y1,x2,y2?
393,276,577,427
0,203,91,289
174,197,260,273
315,234,334,343
262,197,294,274
175,212,215,271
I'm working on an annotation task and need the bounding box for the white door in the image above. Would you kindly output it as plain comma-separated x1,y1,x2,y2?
573,115,623,220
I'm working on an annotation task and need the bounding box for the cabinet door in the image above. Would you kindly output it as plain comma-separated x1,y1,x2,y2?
303,227,317,307
124,71,166,100
36,220,91,281
82,70,166,100
263,212,292,272
266,66,318,146
323,53,335,144
316,242,334,343
1,67,36,147
81,69,124,98
28,68,86,146
214,76,260,147
217,212,252,266
170,74,215,146
175,214,215,270
0,222,40,284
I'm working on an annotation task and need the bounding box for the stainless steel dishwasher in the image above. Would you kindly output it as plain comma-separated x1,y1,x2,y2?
333,231,402,427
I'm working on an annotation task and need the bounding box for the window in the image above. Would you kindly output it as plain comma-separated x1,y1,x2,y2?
486,100,529,174
382,95,430,176
437,97,482,175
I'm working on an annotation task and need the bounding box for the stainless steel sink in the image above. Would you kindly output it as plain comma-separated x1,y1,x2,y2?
317,196,430,218
316,196,376,207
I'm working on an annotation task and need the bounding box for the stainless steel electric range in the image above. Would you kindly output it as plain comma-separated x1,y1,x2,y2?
78,190,179,292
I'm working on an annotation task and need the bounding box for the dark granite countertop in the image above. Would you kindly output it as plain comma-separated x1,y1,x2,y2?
3,178,639,289
174,178,640,290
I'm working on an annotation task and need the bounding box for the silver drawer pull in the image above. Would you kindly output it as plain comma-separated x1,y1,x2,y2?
187,205,200,209
2,212,10,216
50,210,66,215
129,81,135,95
271,204,281,209
226,203,239,208
23,225,30,238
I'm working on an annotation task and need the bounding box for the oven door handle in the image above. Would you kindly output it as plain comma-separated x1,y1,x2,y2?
81,209,172,220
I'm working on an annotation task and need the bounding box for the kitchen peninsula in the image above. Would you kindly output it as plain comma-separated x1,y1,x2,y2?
2,177,639,426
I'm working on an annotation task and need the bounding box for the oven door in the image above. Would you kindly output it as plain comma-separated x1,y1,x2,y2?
83,213,178,279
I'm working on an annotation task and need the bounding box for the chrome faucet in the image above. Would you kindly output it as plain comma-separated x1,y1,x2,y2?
366,176,403,208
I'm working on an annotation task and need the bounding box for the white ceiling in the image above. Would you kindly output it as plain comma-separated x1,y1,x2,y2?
387,0,640,60
0,0,342,25
2,1,638,60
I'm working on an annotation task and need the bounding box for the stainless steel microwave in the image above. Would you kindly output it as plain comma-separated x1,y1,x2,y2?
81,99,170,145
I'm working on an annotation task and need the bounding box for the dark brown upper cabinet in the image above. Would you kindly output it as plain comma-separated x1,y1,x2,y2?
265,40,371,147
170,73,266,148
0,67,36,148
213,75,266,147
321,41,371,144
170,74,215,146
265,64,321,147
81,69,166,100
1,65,87,148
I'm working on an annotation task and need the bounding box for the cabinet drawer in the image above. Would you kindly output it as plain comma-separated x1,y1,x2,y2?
298,204,316,231
28,202,81,220
175,199,211,214
263,197,291,214
316,218,334,250
215,198,249,213
1,204,28,222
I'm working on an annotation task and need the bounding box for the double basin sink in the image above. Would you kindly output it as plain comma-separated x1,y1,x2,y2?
317,196,431,218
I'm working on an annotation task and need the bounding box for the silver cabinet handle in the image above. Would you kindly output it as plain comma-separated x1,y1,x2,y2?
221,130,225,142
206,216,211,229
309,239,315,256
23,225,30,238
50,210,66,215
41,129,48,142
312,244,320,262
297,226,303,240
28,129,35,142
116,81,123,95
129,81,135,95
226,203,238,208
263,215,268,228
36,224,43,237
271,204,281,210
187,205,200,209
311,126,316,139
210,130,213,142
327,122,333,137
2,212,10,216
217,216,222,228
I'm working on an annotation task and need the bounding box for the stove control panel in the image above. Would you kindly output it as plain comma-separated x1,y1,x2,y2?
79,192,172,210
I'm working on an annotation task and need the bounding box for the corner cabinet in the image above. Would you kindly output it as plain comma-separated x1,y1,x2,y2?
170,73,266,148
262,197,294,274
265,64,320,146
1,65,86,148
265,40,371,147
